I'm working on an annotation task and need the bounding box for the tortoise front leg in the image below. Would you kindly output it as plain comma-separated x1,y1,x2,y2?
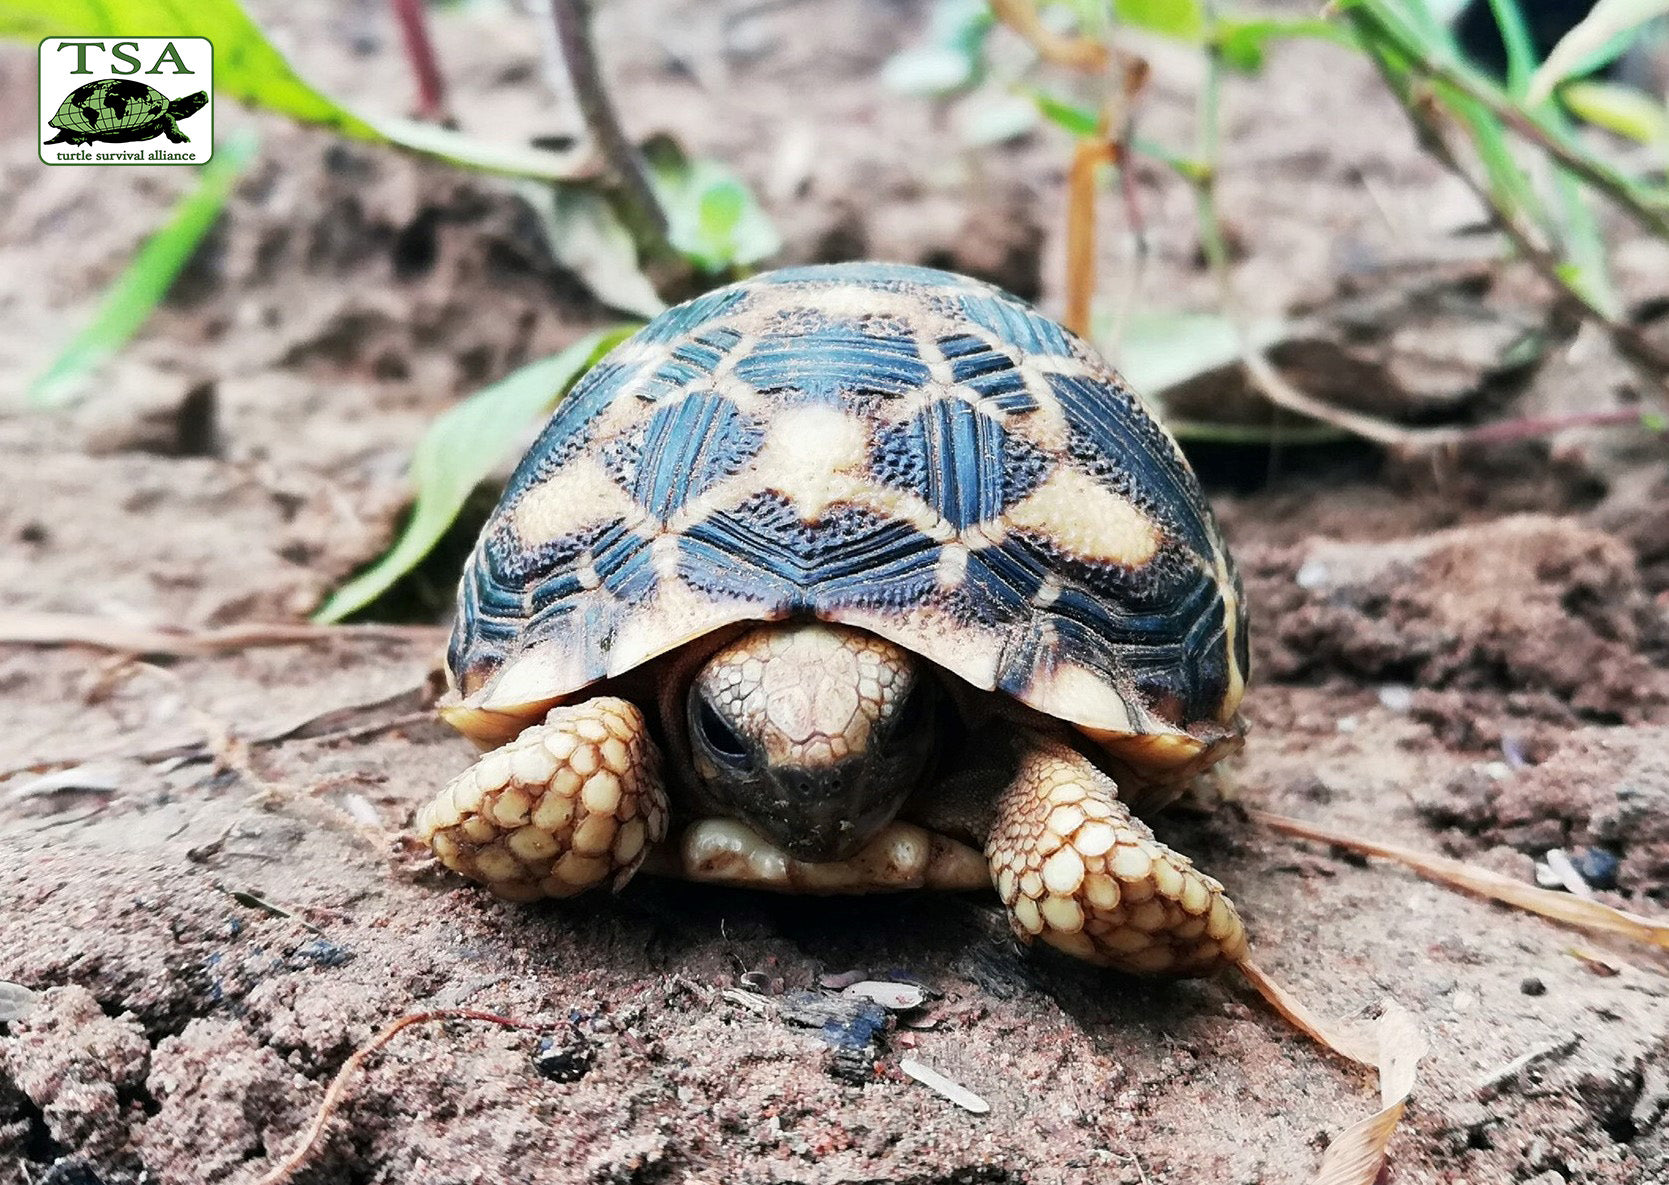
987,735,1247,975
416,698,668,901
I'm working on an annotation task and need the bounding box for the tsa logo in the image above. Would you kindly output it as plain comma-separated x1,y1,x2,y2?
39,37,213,165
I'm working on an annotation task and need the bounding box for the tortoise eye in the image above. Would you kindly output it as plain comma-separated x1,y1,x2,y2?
695,699,752,767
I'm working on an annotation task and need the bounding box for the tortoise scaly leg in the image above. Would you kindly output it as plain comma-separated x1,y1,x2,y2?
987,736,1247,976
416,697,668,902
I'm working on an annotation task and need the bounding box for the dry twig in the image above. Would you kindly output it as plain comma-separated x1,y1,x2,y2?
548,0,669,251
254,1009,553,1185
1254,810,1669,949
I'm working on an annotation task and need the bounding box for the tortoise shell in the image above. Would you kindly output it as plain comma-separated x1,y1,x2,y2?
446,263,1247,775
49,78,168,134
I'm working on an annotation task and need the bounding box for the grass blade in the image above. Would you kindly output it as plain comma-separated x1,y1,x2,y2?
312,326,639,623
1529,0,1669,101
1485,0,1537,95
27,130,259,408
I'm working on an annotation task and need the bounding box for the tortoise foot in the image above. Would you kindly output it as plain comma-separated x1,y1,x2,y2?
417,697,668,900
987,737,1246,976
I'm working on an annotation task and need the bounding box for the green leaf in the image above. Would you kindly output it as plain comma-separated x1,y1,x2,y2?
882,45,980,95
1031,91,1100,137
880,0,993,95
1528,0,1669,102
1485,0,1537,95
517,180,667,319
1114,0,1204,42
1,0,587,181
312,326,639,623
644,138,781,274
1103,310,1286,394
1562,78,1669,150
956,93,1040,145
1214,17,1355,73
28,130,259,408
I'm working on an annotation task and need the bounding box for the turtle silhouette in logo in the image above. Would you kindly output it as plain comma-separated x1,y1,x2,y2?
45,79,208,146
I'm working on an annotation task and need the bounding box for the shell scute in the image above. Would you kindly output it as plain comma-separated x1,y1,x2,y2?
448,263,1247,757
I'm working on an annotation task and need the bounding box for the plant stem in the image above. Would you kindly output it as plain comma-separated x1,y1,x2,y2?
1345,0,1669,242
549,0,669,248
1349,18,1669,381
388,0,450,123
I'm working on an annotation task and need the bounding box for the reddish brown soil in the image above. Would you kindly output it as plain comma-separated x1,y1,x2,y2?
4,2,1669,1184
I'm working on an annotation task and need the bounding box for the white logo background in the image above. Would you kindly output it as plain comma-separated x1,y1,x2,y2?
39,37,213,165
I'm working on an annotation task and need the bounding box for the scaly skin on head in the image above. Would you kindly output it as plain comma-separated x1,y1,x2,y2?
686,621,936,861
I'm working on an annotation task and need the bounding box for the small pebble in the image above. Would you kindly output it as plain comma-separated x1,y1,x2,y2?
899,1057,990,1114
1377,684,1414,713
1570,847,1620,891
1520,976,1547,997
533,1031,595,1083
0,981,38,1023
1295,560,1330,590
842,980,925,1010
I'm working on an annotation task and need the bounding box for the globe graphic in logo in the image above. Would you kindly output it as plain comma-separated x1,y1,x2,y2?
45,78,208,146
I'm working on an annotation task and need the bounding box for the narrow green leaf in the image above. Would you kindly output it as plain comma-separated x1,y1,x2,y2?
1102,310,1287,394
1214,17,1355,74
1031,91,1100,137
517,180,666,319
1485,0,1537,95
1114,0,1205,41
957,93,1039,145
1,0,587,181
28,130,259,408
1529,0,1669,101
880,0,993,96
312,327,638,623
882,45,980,95
1562,78,1669,149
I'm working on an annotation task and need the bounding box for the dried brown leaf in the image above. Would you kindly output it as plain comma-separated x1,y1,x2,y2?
990,0,1110,70
1253,810,1669,950
1236,963,1426,1185
1311,1006,1426,1185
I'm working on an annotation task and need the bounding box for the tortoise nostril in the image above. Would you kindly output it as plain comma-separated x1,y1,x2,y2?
779,768,848,800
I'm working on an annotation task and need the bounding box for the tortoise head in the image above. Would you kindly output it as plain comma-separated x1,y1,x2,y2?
686,622,938,861
169,91,208,118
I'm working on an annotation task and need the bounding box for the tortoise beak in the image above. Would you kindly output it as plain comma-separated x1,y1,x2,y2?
750,762,909,862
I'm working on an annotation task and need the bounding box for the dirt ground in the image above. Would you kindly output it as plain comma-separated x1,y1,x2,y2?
4,1,1669,1183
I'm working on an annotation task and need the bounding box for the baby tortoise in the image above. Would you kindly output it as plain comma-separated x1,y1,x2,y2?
418,262,1250,976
